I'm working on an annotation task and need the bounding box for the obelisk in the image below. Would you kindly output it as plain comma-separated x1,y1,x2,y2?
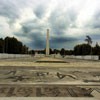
46,29,49,56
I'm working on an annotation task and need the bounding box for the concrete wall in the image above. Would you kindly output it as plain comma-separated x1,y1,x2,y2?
34,54,45,58
65,55,99,60
0,53,31,59
51,54,62,58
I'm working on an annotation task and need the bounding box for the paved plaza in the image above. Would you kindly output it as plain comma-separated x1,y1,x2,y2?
0,57,100,68
0,56,99,99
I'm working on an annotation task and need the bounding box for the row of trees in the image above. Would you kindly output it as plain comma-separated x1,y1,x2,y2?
0,35,100,56
29,48,76,55
39,43,100,56
30,36,100,56
57,36,100,56
74,43,100,55
0,37,28,54
29,48,73,55
74,35,100,55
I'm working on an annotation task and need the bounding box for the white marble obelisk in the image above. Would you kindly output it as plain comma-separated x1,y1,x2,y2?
46,29,49,56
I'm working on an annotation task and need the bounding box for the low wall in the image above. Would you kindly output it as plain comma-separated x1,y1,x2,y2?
34,54,45,58
65,55,99,60
51,54,62,58
0,54,31,59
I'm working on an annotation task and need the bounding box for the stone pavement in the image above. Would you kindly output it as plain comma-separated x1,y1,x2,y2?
0,57,100,68
0,97,99,100
0,57,99,99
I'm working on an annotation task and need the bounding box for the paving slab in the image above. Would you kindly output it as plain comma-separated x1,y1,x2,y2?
0,97,99,100
0,57,100,68
0,57,99,99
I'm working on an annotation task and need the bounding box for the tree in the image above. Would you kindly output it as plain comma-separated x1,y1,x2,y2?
53,49,59,54
65,50,73,55
93,42,100,55
85,36,92,45
85,35,92,55
74,44,82,55
50,48,53,54
74,44,91,55
0,38,4,53
4,36,29,54
81,44,91,55
29,50,35,55
21,45,28,54
60,48,65,56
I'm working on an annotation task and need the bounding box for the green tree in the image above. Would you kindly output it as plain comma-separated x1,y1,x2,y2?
74,44,91,55
53,49,58,54
85,35,92,55
4,37,29,54
29,50,35,55
0,38,4,53
93,42,100,55
60,48,65,56
85,36,92,45
74,44,82,55
50,48,53,54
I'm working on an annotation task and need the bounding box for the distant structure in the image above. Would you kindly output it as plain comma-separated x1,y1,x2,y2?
46,29,50,56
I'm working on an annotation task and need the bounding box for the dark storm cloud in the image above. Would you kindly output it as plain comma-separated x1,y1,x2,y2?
0,0,100,49
29,35,78,49
49,12,67,35
34,4,47,19
49,9,77,35
28,34,46,49
14,30,46,49
15,3,99,49
0,0,21,23
50,36,78,43
90,34,100,40
28,32,46,49
15,25,78,49
85,11,100,29
21,20,44,34
22,25,32,34
0,0,33,24
21,22,35,34
92,12,100,28
49,36,78,49
14,18,46,49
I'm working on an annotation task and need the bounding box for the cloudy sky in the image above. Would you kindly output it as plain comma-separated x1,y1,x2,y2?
0,0,100,50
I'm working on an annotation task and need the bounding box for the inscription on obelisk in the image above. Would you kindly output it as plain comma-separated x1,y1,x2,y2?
46,29,49,56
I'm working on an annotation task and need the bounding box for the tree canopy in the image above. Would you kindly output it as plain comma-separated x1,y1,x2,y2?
0,37,28,54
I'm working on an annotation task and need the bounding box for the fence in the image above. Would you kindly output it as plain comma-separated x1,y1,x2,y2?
0,54,31,59
65,55,99,60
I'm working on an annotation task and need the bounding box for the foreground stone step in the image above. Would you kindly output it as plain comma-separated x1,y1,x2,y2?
0,97,99,100
0,85,99,97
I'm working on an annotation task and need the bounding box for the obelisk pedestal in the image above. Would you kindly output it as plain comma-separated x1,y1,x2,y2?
46,29,49,56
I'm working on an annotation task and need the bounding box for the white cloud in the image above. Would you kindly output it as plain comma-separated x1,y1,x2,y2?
0,0,100,49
